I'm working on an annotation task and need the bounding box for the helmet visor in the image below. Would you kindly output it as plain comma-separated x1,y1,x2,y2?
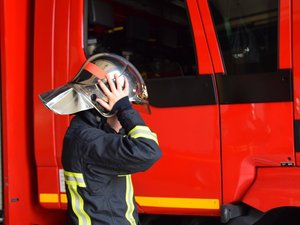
39,84,94,115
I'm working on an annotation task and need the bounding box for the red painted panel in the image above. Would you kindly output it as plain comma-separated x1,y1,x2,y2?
197,0,224,74
34,0,85,210
293,0,300,120
38,167,61,209
186,0,213,74
53,0,71,169
69,0,86,75
279,0,292,69
1,0,66,224
221,102,294,203
34,0,62,210
243,167,300,212
132,105,222,215
296,153,300,165
34,0,57,167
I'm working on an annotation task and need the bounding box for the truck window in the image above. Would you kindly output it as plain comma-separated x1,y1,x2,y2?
208,0,278,75
86,0,197,79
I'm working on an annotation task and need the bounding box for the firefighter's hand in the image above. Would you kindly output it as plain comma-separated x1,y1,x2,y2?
96,74,129,112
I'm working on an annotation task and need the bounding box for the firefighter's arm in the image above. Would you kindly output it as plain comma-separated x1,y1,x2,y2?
91,72,162,174
90,98,161,174
87,119,162,175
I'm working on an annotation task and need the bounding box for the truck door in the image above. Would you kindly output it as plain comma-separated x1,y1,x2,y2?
85,0,222,215
205,0,294,204
34,0,223,215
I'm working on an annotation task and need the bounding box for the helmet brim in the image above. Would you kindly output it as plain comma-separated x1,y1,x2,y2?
39,84,94,115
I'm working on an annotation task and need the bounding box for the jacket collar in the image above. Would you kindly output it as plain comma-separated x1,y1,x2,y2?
77,109,105,129
77,109,124,134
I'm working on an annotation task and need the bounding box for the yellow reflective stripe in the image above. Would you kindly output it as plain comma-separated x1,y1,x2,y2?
64,171,91,225
60,193,68,203
128,125,151,135
40,193,59,203
125,175,137,225
67,185,91,225
41,193,219,210
64,171,86,188
135,197,220,210
128,126,158,144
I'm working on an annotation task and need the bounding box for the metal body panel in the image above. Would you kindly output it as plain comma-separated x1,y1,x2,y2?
243,167,300,212
133,105,222,216
220,102,294,204
201,0,297,210
1,0,66,224
0,0,299,223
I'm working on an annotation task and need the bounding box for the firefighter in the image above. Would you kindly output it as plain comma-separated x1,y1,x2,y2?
39,53,162,225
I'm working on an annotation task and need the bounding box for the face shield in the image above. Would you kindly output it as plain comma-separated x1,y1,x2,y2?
39,53,149,117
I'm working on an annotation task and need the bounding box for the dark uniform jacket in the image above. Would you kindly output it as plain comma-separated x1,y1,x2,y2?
62,107,162,225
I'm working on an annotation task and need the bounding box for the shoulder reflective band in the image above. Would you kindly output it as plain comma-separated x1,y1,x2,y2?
128,125,158,144
84,62,107,79
64,171,91,225
135,196,220,210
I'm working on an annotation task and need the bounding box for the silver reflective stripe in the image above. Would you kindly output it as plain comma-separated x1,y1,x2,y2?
128,126,158,144
64,171,91,225
65,171,86,187
125,175,137,225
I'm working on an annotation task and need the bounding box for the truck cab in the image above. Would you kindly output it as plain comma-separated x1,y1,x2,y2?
1,0,300,224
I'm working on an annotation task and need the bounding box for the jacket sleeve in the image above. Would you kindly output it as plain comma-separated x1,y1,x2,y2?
85,108,162,175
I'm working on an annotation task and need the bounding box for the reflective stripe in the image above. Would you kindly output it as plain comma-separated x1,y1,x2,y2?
64,171,91,225
41,193,220,210
64,171,86,188
128,126,158,144
60,193,68,203
135,196,220,209
40,193,58,203
125,175,137,225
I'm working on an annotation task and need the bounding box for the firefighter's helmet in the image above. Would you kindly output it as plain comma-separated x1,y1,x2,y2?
39,53,149,117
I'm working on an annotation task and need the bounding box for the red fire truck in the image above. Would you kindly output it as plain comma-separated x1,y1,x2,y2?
1,0,300,224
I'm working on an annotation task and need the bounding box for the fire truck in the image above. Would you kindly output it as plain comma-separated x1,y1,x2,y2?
1,0,300,224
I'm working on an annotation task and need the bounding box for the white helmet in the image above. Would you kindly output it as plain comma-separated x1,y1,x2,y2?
39,53,149,117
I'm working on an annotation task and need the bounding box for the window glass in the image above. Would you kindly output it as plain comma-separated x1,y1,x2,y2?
86,0,197,79
208,0,278,75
